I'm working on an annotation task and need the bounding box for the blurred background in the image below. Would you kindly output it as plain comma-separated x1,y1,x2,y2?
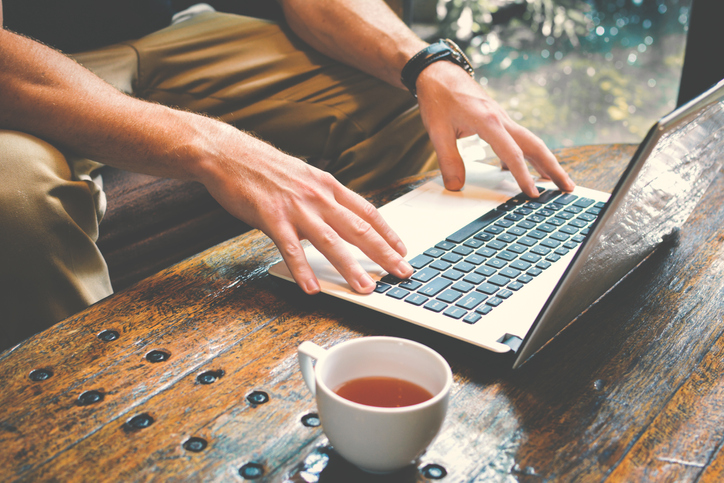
406,0,691,148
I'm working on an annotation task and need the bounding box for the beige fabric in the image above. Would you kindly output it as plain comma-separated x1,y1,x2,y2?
0,130,113,350
128,12,437,191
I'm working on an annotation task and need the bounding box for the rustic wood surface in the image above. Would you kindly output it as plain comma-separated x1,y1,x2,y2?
1,144,723,482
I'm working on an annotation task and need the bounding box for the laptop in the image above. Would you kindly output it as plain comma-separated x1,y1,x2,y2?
270,79,724,369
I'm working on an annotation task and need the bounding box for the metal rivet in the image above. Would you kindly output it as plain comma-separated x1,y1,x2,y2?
77,390,104,406
196,370,223,385
239,462,264,480
246,391,269,405
421,464,447,479
594,379,605,391
301,413,320,427
29,369,53,382
123,413,154,432
183,437,208,452
145,350,170,363
97,330,119,342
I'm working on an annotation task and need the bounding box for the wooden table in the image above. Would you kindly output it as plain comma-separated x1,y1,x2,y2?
2,145,723,482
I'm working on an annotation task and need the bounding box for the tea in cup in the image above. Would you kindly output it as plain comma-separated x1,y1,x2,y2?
298,336,452,473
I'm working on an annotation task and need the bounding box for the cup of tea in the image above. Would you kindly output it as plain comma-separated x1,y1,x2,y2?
298,336,452,473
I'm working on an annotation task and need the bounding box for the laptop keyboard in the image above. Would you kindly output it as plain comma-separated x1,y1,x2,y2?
374,188,606,325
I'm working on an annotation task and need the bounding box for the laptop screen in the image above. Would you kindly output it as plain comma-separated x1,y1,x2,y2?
515,80,724,368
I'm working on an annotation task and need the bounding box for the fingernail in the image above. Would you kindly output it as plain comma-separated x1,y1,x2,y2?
397,259,413,276
303,278,319,294
358,273,375,292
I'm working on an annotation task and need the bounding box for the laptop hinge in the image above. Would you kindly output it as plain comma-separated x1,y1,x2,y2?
498,334,523,353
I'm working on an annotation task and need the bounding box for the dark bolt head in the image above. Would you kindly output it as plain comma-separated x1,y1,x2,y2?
123,413,154,432
145,350,170,363
301,413,320,427
77,390,104,406
183,437,208,452
29,369,53,382
246,391,270,405
97,330,119,342
239,462,264,480
421,464,447,479
196,370,224,385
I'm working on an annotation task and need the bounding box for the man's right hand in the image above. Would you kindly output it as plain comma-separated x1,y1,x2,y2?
195,125,414,295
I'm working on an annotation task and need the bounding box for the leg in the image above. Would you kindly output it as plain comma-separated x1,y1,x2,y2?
0,130,112,350
129,12,437,192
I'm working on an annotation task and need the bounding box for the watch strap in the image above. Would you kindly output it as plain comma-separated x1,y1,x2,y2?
400,39,475,97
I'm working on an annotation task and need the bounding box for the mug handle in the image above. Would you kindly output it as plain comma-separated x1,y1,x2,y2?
298,341,327,396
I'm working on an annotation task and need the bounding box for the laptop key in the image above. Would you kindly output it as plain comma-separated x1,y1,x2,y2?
463,273,485,285
441,252,463,264
437,289,462,303
424,299,448,313
386,287,409,299
488,275,510,287
508,281,524,291
510,260,531,271
572,197,595,208
443,306,467,319
446,209,505,244
485,258,507,269
476,283,499,295
380,274,402,285
405,293,429,306
374,282,392,293
430,259,451,271
476,305,493,315
474,266,496,277
465,254,486,265
463,312,482,324
453,245,474,256
411,267,439,283
435,240,456,250
497,289,513,299
500,267,521,278
419,277,452,296
441,269,464,281
555,193,578,205
456,292,488,309
521,252,541,263
453,261,475,273
423,248,445,258
476,247,496,258
496,250,517,262
399,280,422,291
486,297,503,307
451,281,475,292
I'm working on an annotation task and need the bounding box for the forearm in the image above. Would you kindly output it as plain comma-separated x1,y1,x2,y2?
0,28,239,182
279,0,426,88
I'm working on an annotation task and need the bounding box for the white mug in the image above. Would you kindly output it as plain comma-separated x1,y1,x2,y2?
298,336,452,473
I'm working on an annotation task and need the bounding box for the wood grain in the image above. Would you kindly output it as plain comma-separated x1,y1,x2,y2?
1,145,722,482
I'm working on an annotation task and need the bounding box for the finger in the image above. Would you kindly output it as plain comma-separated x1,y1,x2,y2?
480,121,540,197
269,227,321,295
323,199,414,281
427,124,466,191
333,185,408,258
508,123,576,192
301,219,379,294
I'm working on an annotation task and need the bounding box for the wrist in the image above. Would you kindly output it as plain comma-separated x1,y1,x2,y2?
400,39,474,97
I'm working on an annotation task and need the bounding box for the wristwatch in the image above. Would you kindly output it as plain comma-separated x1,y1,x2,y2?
401,39,475,97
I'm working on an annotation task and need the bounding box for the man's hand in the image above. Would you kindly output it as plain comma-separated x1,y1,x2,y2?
197,129,414,295
415,61,576,197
